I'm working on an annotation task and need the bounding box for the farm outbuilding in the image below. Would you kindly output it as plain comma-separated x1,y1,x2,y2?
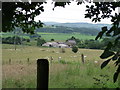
65,40,76,47
42,41,70,48
58,44,69,48
42,42,59,47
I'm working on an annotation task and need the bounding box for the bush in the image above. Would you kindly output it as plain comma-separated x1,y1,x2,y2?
37,37,46,46
26,39,30,42
2,36,21,44
51,39,54,41
72,46,78,53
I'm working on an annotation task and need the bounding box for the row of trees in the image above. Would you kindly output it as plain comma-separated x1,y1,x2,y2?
36,26,99,35
2,36,30,44
67,36,120,51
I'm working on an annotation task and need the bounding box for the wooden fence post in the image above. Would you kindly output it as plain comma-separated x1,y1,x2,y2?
27,58,30,64
81,54,85,64
9,59,11,64
37,59,49,89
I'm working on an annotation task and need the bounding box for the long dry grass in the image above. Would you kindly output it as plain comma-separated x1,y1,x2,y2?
2,44,120,88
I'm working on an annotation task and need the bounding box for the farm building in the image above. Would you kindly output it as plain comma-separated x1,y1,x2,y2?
42,41,69,48
42,42,59,47
58,44,69,48
65,40,76,47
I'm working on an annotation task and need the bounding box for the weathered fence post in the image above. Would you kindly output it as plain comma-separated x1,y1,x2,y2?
37,59,49,89
27,58,30,64
50,56,53,64
81,54,85,64
9,59,11,64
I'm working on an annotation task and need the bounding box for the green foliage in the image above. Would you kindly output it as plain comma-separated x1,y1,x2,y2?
72,46,78,53
85,2,120,82
101,59,111,69
2,36,21,44
2,36,30,45
37,37,46,46
77,39,105,49
51,39,54,41
2,2,45,34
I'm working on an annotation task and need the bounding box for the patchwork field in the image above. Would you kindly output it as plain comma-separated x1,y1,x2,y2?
2,44,120,88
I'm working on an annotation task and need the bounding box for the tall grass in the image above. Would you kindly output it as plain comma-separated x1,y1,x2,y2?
2,44,120,88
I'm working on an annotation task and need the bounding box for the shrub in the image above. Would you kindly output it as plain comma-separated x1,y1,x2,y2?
51,39,54,41
37,37,46,46
72,46,78,53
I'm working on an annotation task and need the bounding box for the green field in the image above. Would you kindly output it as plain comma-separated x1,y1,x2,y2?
38,33,96,41
1,32,96,42
2,44,120,88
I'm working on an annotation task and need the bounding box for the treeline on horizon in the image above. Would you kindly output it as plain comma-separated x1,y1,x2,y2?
36,26,99,36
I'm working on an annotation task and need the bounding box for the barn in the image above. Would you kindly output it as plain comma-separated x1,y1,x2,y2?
42,42,59,47
65,40,76,47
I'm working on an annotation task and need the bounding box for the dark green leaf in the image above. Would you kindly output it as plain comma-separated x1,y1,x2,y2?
113,27,120,36
116,65,120,72
113,65,120,83
77,2,82,5
113,72,119,83
100,51,115,59
86,5,89,8
102,26,108,32
106,26,114,35
112,52,119,61
101,59,111,69
114,58,120,66
105,42,113,51
95,32,103,40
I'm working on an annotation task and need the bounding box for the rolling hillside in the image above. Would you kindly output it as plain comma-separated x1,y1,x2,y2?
37,22,112,36
36,25,99,36
43,22,112,30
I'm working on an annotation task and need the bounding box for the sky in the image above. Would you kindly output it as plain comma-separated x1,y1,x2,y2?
34,1,119,24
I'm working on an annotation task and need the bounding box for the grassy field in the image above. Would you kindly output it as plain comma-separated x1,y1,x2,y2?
2,44,120,88
39,33,96,41
1,32,96,42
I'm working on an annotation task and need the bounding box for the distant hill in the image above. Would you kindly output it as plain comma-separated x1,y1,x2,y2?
43,22,60,25
43,22,112,31
37,26,99,36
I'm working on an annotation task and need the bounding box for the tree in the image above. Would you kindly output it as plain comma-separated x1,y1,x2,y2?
84,2,120,83
1,0,120,82
37,37,46,46
2,2,45,34
51,39,54,41
72,46,78,53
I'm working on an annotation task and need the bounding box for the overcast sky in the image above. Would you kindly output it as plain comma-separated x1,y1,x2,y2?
34,1,118,24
